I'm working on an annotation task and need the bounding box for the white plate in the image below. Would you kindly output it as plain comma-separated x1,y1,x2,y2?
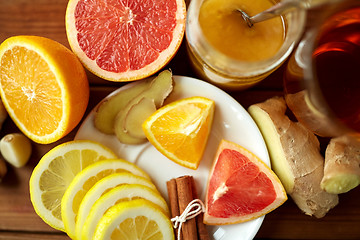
75,75,269,240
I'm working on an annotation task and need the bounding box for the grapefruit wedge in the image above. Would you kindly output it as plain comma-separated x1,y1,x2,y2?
65,0,186,82
204,139,287,225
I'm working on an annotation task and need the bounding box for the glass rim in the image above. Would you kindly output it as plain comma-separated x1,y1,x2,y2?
303,1,360,135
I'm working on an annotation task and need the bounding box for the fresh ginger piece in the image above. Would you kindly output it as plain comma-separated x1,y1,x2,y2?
249,96,321,192
94,70,173,139
94,79,150,134
321,135,360,194
124,97,156,139
114,70,173,144
248,96,338,218
285,90,343,137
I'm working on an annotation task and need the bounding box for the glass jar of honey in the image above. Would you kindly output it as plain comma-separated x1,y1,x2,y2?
186,0,306,91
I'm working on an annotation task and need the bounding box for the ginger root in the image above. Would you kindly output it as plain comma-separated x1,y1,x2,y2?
321,135,360,194
285,90,344,137
248,96,338,218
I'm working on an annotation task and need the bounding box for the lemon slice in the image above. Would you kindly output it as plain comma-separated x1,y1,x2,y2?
142,96,215,169
76,172,159,240
80,184,169,240
93,199,174,240
29,140,117,231
61,159,151,239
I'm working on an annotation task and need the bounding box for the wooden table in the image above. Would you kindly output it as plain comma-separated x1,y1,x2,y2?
0,1,359,239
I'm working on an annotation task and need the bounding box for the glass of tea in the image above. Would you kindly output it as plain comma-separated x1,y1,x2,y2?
284,0,360,138
186,0,306,91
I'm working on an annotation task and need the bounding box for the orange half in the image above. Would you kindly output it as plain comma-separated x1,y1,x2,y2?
0,36,89,144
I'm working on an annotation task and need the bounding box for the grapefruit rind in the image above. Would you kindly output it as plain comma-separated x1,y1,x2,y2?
65,0,186,82
204,139,287,225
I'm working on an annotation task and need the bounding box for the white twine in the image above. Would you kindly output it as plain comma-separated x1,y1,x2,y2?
171,199,205,240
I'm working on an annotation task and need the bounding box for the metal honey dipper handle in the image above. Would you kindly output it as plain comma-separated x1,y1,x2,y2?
238,0,342,27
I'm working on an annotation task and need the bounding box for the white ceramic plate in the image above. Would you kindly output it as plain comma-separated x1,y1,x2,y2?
75,75,269,240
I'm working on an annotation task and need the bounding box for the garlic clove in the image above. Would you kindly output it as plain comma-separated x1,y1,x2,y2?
0,133,32,168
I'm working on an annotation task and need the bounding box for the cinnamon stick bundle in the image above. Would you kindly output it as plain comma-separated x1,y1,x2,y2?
166,175,210,240
190,177,210,240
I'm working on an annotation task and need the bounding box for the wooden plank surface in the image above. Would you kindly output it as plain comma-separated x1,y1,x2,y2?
0,1,360,240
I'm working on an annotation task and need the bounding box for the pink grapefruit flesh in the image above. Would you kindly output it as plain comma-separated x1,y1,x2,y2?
204,139,287,225
66,0,186,81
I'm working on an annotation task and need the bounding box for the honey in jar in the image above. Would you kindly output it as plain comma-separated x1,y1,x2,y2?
185,0,305,91
199,0,284,62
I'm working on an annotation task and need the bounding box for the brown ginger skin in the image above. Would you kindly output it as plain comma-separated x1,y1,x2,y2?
321,135,360,194
248,96,338,218
285,90,345,137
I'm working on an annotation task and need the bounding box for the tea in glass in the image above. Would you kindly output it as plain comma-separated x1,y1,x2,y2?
284,1,360,137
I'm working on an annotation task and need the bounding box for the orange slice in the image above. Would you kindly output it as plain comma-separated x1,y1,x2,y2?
65,0,186,82
0,36,89,144
142,96,215,169
204,139,287,225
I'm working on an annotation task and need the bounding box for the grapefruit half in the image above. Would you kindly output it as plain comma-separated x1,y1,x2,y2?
204,139,287,225
65,0,186,82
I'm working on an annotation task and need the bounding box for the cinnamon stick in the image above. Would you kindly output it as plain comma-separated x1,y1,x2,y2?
167,175,211,240
175,175,198,240
190,177,210,240
166,178,182,239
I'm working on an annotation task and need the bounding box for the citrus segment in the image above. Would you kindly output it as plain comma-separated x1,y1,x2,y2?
76,172,158,240
0,35,89,144
80,184,169,240
93,199,174,240
61,159,150,238
29,140,117,231
204,139,287,225
65,0,186,81
142,96,215,169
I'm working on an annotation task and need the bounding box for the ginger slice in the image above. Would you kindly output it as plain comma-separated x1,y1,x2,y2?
248,96,338,218
321,135,360,194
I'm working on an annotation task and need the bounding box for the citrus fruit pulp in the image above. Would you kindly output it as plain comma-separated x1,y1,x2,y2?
0,35,89,144
61,159,150,238
204,139,287,225
80,184,169,240
93,199,174,240
142,96,215,170
29,140,117,231
65,0,186,82
76,173,159,240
